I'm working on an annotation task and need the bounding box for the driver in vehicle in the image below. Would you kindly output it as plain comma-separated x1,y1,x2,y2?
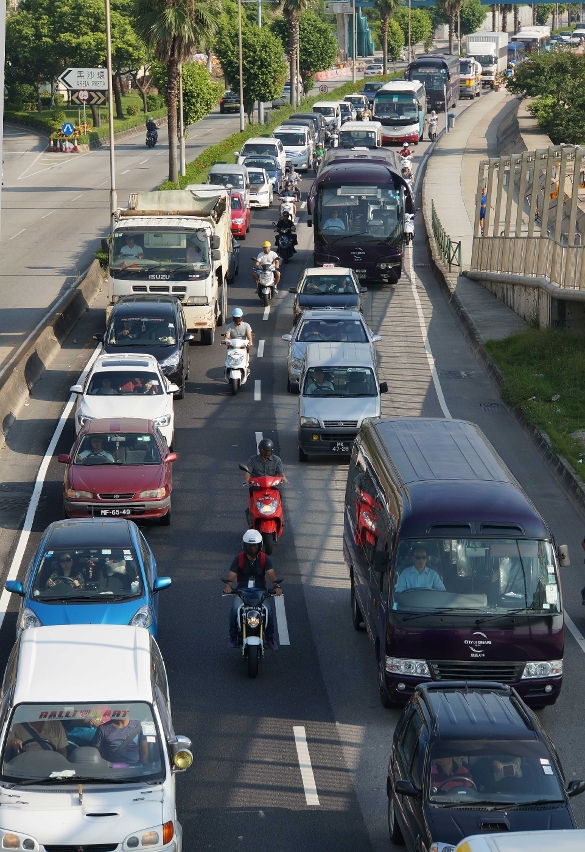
92,715,149,765
46,553,85,589
431,756,474,793
5,719,68,759
305,367,335,395
78,436,115,464
395,545,446,592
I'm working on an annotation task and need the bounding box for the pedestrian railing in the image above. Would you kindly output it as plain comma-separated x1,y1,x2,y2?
471,235,585,290
431,200,462,273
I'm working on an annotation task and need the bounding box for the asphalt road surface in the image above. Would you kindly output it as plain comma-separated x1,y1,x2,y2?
0,89,585,852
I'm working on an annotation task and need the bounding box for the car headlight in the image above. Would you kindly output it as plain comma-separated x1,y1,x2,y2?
256,499,278,514
385,656,431,677
0,833,37,850
66,488,93,499
246,610,261,628
300,416,320,427
185,296,208,305
522,660,563,679
233,218,245,225
154,415,171,428
77,414,92,427
139,487,166,498
159,351,180,371
129,606,153,629
123,823,174,850
20,608,42,630
291,358,303,371
430,844,456,852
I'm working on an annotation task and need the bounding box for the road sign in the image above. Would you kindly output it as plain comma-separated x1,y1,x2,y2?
58,68,108,91
319,84,329,93
61,122,75,137
324,1,351,11
71,90,106,106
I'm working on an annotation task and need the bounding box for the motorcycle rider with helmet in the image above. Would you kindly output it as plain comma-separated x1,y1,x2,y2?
145,116,158,145
425,110,438,140
223,307,253,345
275,210,297,254
244,438,287,483
224,529,283,650
253,241,281,292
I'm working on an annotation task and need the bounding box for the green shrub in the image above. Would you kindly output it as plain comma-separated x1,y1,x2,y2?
147,93,164,112
95,249,109,269
126,104,139,116
51,108,66,125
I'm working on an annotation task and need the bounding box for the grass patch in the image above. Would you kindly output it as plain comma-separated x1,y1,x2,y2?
485,327,585,470
160,73,401,190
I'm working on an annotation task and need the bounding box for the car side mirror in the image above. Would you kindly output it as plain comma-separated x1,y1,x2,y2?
211,235,221,249
153,577,172,593
5,580,24,596
372,335,382,342
69,384,83,394
93,333,104,342
394,779,420,798
374,551,390,573
282,334,292,341
234,151,240,157
379,381,388,393
183,333,195,343
307,219,313,227
165,453,178,463
211,249,221,261
567,779,585,797
360,287,368,293
288,288,297,294
167,383,180,394
57,454,71,464
558,544,570,567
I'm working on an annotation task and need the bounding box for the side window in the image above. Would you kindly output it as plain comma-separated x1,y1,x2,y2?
157,428,169,456
400,708,421,768
410,739,423,787
150,637,170,704
139,532,154,587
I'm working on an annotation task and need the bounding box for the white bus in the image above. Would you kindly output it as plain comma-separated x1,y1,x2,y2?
372,80,426,145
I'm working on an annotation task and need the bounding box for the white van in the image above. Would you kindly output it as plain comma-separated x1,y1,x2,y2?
236,137,287,172
338,121,383,149
311,101,342,131
0,625,192,852
454,830,585,852
272,125,313,171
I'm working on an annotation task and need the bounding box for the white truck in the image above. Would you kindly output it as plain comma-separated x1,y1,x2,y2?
108,189,232,344
465,31,509,86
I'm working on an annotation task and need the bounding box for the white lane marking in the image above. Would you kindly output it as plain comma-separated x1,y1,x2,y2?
17,151,91,181
41,210,57,219
9,229,26,241
71,193,84,202
257,340,265,358
565,613,585,654
96,179,110,187
121,169,130,175
274,596,290,645
407,248,451,419
254,380,261,401
16,146,48,180
293,727,320,806
0,345,102,632
263,306,270,320
255,431,263,446
139,159,149,165
300,201,307,210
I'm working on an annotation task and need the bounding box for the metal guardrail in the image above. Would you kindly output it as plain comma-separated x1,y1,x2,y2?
431,200,462,273
471,235,585,290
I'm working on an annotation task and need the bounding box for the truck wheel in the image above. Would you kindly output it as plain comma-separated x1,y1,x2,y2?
201,328,214,345
217,286,227,326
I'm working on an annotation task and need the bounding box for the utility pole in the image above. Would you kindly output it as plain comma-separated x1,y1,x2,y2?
408,0,412,63
238,0,245,132
179,64,186,177
105,0,117,228
257,0,264,124
0,0,6,238
352,0,357,83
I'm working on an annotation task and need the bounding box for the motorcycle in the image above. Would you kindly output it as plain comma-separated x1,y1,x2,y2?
222,582,283,677
284,169,301,201
221,335,250,394
146,130,158,148
400,155,413,181
427,118,438,142
326,130,339,148
274,225,294,263
404,212,415,244
254,260,277,306
313,150,323,172
239,463,284,555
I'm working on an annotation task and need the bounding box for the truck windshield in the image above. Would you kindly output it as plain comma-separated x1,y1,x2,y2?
111,230,209,272
409,68,447,91
1,702,165,784
303,366,377,397
317,185,402,245
474,55,496,67
391,538,558,614
459,61,474,75
374,93,418,123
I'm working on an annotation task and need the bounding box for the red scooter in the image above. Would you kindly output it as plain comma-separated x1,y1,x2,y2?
239,464,284,555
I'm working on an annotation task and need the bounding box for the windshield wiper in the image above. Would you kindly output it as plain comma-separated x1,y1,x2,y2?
474,608,530,625
14,775,149,786
401,607,473,621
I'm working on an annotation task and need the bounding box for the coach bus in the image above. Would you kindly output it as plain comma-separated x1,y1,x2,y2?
511,29,550,54
372,80,426,145
406,54,460,111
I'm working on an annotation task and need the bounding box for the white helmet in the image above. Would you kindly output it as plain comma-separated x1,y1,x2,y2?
243,529,262,547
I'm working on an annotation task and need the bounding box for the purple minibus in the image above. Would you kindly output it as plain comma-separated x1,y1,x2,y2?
343,418,570,709
307,150,414,284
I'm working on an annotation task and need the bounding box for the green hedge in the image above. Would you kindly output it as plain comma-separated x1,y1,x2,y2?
4,106,167,147
160,74,401,190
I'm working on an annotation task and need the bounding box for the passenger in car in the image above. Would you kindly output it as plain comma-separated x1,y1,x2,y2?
92,716,149,765
97,553,136,594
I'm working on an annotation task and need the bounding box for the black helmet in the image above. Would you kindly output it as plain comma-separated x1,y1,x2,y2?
282,210,290,218
258,438,274,453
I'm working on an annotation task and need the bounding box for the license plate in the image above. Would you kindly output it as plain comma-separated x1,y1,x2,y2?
100,508,132,516
354,269,367,278
332,441,351,453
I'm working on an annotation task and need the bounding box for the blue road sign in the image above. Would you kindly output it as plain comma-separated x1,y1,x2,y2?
61,122,75,136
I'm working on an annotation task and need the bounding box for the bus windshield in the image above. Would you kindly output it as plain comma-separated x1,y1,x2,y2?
111,229,210,273
374,92,418,123
390,538,559,614
317,184,402,245
409,68,447,92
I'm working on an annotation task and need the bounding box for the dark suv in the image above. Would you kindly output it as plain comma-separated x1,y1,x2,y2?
220,91,240,114
98,296,193,398
387,682,585,852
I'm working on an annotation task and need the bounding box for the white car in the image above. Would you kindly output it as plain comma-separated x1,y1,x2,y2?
364,63,384,76
70,353,178,446
272,124,313,171
247,167,273,208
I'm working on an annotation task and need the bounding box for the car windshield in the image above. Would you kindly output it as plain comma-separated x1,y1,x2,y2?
345,96,363,105
428,740,564,805
231,196,243,210
1,702,164,784
274,132,305,147
249,172,266,185
30,547,143,602
105,317,177,348
111,230,209,272
300,274,357,295
241,143,277,157
244,158,277,172
303,366,377,397
210,172,244,189
340,130,379,148
314,106,335,117
390,538,559,614
73,432,162,466
317,185,403,244
297,318,368,342
87,371,163,396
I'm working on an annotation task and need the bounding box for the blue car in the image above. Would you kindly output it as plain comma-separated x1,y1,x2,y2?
5,518,170,637
242,154,283,192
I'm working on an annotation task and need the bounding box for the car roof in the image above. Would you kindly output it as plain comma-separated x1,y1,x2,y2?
93,353,159,371
209,163,247,173
242,137,279,145
313,101,340,108
454,830,585,852
274,124,308,133
247,167,267,175
415,684,537,741
340,121,382,131
303,342,376,368
112,297,178,318
14,625,153,705
302,266,354,276
44,518,135,549
84,417,157,434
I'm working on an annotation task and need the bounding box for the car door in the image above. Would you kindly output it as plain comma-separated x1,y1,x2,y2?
138,531,158,626
392,707,425,851
346,448,377,638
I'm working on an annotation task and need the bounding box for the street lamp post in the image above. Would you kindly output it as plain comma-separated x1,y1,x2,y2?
238,0,245,132
0,0,6,238
257,0,264,124
179,64,186,177
352,0,357,83
104,0,117,229
408,0,412,63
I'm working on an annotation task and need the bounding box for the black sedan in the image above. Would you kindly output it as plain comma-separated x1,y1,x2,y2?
289,267,366,322
220,91,240,113
388,682,585,852
97,295,193,398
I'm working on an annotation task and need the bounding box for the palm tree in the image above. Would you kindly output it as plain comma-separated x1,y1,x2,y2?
375,0,401,74
134,0,220,184
279,0,314,109
436,0,460,55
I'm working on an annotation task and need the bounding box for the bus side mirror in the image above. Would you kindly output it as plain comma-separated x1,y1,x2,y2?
558,544,570,566
374,551,390,573
307,219,313,227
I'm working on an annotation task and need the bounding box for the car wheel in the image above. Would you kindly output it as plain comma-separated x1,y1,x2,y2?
298,446,308,462
174,379,185,400
160,507,172,526
350,576,365,631
388,797,405,845
287,377,292,393
201,328,214,345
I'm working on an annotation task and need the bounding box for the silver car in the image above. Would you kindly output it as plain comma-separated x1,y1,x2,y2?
282,309,381,392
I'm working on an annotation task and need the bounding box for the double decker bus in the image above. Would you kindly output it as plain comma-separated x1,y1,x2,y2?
406,54,460,111
372,80,426,145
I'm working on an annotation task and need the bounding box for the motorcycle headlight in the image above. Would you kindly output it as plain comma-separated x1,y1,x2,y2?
385,657,431,677
66,489,93,499
154,415,171,428
300,416,320,427
430,844,456,852
139,487,166,498
246,610,261,628
20,608,42,631
522,660,563,679
256,499,278,514
129,606,153,629
159,351,180,371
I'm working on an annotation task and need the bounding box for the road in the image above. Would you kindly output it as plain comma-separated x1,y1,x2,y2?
0,88,585,852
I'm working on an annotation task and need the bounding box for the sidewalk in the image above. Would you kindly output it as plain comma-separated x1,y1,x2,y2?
422,91,528,343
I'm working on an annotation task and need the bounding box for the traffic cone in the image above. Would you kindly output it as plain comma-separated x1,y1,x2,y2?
49,137,55,152
63,138,69,153
71,136,79,153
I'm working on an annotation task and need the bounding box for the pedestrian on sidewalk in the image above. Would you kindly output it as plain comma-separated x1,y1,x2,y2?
479,186,494,236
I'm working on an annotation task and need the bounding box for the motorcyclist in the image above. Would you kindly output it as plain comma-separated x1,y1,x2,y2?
244,438,287,483
223,307,252,345
145,117,158,144
313,141,325,169
401,141,413,159
253,241,281,291
275,210,297,254
224,529,282,650
285,164,301,200
426,110,438,140
280,180,298,216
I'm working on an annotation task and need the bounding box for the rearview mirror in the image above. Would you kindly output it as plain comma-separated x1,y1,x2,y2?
183,333,195,343
167,383,180,394
567,779,585,797
307,219,313,227
374,550,390,573
394,779,420,798
372,335,382,342
379,381,388,394
360,287,368,294
234,151,240,157
211,235,221,249
57,454,71,464
558,544,570,567
282,334,292,341
5,581,24,596
238,463,251,473
93,333,104,343
288,288,297,294
165,453,178,463
69,385,83,394
153,577,172,593
211,249,221,261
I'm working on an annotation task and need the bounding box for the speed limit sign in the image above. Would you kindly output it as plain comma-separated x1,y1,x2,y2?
319,84,329,93
77,89,89,102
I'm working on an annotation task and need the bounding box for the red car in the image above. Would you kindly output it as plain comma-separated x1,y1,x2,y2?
58,418,177,525
230,190,250,239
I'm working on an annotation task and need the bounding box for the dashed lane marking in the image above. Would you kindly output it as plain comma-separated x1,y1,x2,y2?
275,596,290,645
293,727,320,806
263,306,270,320
257,340,265,357
254,380,261,401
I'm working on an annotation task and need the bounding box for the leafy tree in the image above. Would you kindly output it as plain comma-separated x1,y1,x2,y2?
134,0,222,184
460,0,486,35
394,7,432,51
215,20,287,119
536,3,554,24
272,11,337,89
279,0,315,109
374,0,402,73
5,8,63,110
387,18,405,65
153,61,223,125
434,0,460,55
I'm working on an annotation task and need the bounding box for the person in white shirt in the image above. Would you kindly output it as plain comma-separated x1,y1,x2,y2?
253,241,281,290
395,546,445,593
119,235,143,260
322,209,346,231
